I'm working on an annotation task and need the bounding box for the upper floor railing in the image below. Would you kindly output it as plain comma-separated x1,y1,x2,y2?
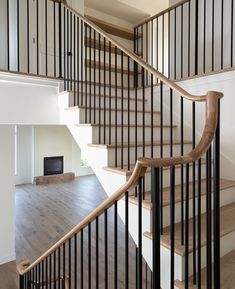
134,0,234,83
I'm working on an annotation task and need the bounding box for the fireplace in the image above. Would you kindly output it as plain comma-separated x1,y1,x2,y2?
44,156,64,176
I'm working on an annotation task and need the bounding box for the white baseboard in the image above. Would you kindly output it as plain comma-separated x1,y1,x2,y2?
0,252,16,266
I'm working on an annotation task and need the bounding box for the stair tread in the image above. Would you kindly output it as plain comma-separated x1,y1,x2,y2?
76,123,176,128
103,159,206,176
129,178,235,210
67,91,146,102
175,249,235,289
144,199,235,256
64,80,134,90
87,140,192,149
85,36,142,56
65,105,160,114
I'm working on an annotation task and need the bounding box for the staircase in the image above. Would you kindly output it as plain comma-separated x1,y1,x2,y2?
1,0,235,288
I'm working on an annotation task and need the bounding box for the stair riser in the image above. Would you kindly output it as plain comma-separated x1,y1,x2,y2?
78,108,160,125
83,68,134,86
91,126,178,143
159,186,235,228
143,228,235,289
85,48,135,69
106,144,192,167
125,164,207,192
68,92,147,110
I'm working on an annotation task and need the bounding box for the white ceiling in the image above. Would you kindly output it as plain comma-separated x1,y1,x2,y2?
85,0,151,25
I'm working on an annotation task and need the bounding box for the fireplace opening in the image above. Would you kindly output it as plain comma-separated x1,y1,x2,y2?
44,156,64,176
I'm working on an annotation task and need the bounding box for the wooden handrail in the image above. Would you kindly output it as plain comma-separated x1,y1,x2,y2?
18,90,223,275
134,0,190,28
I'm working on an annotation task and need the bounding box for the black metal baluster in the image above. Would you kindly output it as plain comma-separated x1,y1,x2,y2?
85,25,88,122
36,0,39,74
174,8,177,80
125,192,129,289
170,166,175,289
151,74,153,158
63,244,66,289
206,147,212,289
138,178,143,289
195,0,199,75
197,158,202,289
231,0,234,68
89,27,92,123
81,229,84,289
188,0,191,77
121,51,124,169
142,68,145,159
168,11,171,78
45,0,48,76
81,21,84,106
185,164,189,289
98,34,101,143
180,96,184,245
42,260,44,289
127,56,130,170
160,81,163,233
77,17,80,106
64,7,66,90
74,15,76,105
58,247,61,289
70,12,72,92
67,10,70,91
104,210,108,289
7,0,10,70
94,30,96,123
151,168,161,289
213,100,221,289
221,0,224,70
162,15,165,75
17,0,20,72
49,255,52,289
58,2,62,79
170,88,173,157
115,47,118,167
109,41,112,144
146,23,149,85
53,252,56,289
53,2,56,77
26,0,29,73
103,37,106,144
88,224,91,289
212,0,214,71
74,234,77,289
96,217,99,289
114,201,118,289
181,5,184,78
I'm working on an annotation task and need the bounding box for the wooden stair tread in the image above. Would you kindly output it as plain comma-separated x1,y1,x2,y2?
88,140,192,149
144,200,235,256
175,249,235,289
85,15,140,40
67,91,146,102
103,159,206,176
85,59,140,75
65,105,160,114
64,80,134,90
85,37,142,57
76,123,177,128
129,178,235,210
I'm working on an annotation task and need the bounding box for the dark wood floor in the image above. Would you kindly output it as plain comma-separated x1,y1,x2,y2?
0,175,151,289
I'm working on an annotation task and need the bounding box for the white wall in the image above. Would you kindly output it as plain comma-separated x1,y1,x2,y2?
15,126,34,185
0,125,15,265
33,125,93,177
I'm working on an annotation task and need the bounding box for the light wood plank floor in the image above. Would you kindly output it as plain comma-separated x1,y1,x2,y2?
0,175,150,289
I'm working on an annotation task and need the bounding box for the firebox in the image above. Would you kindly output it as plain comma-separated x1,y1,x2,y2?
44,156,64,176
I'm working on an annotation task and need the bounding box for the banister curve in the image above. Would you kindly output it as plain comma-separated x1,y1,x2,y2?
19,90,223,275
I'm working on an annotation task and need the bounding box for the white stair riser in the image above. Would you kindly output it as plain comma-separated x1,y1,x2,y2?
68,92,147,110
106,144,192,167
91,126,178,143
124,164,207,192
78,108,160,125
159,186,235,228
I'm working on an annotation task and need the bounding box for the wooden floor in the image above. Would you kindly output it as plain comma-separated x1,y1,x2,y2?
0,175,150,289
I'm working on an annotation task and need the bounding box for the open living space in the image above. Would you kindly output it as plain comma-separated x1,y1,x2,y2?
0,0,235,288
